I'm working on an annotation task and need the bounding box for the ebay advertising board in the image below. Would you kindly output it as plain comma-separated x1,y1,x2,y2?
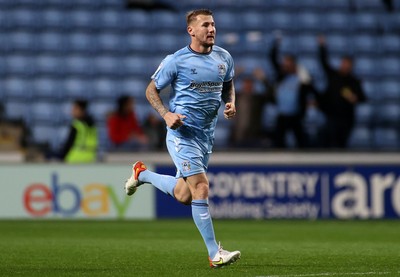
156,165,400,219
0,165,154,219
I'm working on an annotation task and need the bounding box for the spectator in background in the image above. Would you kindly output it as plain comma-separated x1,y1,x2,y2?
230,68,272,148
268,37,314,148
61,100,98,163
316,36,366,148
143,112,166,150
107,95,149,150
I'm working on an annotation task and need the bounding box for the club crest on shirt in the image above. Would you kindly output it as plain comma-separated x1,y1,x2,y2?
182,160,191,172
218,64,226,76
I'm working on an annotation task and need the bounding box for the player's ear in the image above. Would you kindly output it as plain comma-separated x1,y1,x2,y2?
187,26,195,37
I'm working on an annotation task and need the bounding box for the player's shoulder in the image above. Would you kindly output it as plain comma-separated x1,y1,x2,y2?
212,45,233,58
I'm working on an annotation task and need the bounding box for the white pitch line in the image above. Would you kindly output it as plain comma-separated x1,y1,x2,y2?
260,271,395,277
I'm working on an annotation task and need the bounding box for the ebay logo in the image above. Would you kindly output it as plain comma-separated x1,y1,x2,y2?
23,173,131,218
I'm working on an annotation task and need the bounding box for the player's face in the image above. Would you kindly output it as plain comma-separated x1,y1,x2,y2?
188,15,216,49
339,58,353,75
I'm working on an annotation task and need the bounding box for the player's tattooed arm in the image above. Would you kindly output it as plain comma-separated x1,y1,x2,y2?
146,80,186,129
221,80,235,104
222,80,236,119
146,81,169,118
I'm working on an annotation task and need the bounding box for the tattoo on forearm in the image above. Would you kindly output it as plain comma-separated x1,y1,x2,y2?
146,87,169,118
222,81,235,104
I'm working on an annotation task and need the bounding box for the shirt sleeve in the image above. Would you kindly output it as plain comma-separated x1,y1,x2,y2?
224,53,235,82
151,54,177,90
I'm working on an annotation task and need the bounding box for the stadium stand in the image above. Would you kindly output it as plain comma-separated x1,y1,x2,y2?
1,0,400,152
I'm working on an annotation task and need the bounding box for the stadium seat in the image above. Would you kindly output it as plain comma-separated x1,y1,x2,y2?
298,56,324,80
151,11,180,30
153,33,186,53
89,101,114,123
380,80,400,101
269,12,296,33
354,57,377,79
242,11,268,30
296,34,319,54
381,35,400,54
38,32,68,54
379,57,400,77
9,9,42,30
63,78,93,100
93,56,123,77
133,101,154,124
262,104,278,131
9,32,37,53
30,102,61,125
68,32,98,54
42,9,68,31
68,10,97,31
375,103,400,126
92,78,121,100
353,13,379,33
362,81,379,103
326,35,350,55
214,125,231,148
35,55,65,76
6,55,35,77
31,125,57,146
4,101,29,121
60,101,73,123
354,0,386,12
373,128,399,149
123,56,150,76
33,78,62,101
64,55,94,77
323,13,352,32
4,78,32,100
355,103,374,126
121,78,148,99
51,126,70,151
348,127,372,149
96,33,124,54
296,13,323,32
322,0,351,11
125,32,153,53
124,10,151,30
215,11,240,31
352,35,379,55
98,10,123,31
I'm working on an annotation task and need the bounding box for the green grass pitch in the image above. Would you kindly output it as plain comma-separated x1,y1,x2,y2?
0,220,399,277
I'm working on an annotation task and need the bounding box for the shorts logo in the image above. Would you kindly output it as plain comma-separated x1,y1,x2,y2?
218,64,226,76
182,160,191,172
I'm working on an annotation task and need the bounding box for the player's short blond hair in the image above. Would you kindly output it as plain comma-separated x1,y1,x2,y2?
186,9,213,26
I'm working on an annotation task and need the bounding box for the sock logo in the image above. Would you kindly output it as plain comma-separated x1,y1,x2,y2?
182,160,191,172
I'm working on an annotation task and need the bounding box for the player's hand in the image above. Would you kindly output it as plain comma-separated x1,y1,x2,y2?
163,112,186,130
224,103,236,119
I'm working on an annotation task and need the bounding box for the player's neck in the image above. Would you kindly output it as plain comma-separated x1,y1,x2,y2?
189,43,212,54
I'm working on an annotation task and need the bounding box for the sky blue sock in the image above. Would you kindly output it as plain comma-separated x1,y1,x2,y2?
139,170,176,198
191,199,219,258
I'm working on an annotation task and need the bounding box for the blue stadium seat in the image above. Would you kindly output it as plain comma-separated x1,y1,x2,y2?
33,78,62,101
322,0,351,10
215,11,239,31
68,10,97,31
269,12,296,32
38,32,67,54
376,104,400,126
348,127,372,149
380,13,400,33
373,128,399,149
4,78,32,100
353,13,379,33
262,104,278,131
354,0,386,12
92,78,121,100
123,56,150,76
6,55,35,76
42,9,68,31
31,125,57,146
51,126,70,152
60,102,72,123
326,35,350,55
153,33,185,53
98,10,123,31
296,13,323,32
93,56,123,77
151,11,180,30
354,57,377,79
379,57,400,77
89,101,114,123
361,81,379,103
36,55,65,76
243,31,267,55
355,103,374,126
9,32,37,53
9,9,42,30
298,57,323,79
133,102,153,123
296,34,318,54
30,102,61,124
64,55,93,77
96,33,123,54
63,78,93,99
352,35,379,55
323,13,352,32
381,35,400,54
214,125,231,148
242,11,267,30
380,80,400,101
68,32,98,54
121,78,148,99
4,101,29,121
278,36,298,56
125,32,153,53
124,10,151,30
